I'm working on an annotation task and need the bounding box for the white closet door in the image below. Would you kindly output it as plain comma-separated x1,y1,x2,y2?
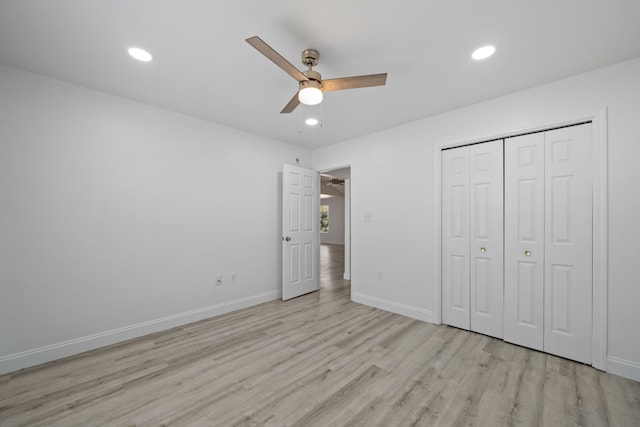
504,133,545,351
544,124,592,363
442,141,504,337
469,141,504,338
442,147,470,330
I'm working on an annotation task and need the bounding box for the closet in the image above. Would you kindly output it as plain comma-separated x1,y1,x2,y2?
441,123,593,364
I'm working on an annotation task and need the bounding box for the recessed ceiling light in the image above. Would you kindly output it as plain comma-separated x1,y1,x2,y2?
128,47,153,62
305,118,319,126
472,45,496,61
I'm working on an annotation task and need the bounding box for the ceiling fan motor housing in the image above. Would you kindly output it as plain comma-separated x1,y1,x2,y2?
299,78,322,92
303,69,321,82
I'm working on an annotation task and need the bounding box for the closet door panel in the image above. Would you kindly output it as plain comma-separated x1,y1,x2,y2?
469,140,504,338
544,124,592,363
442,147,470,330
504,133,545,351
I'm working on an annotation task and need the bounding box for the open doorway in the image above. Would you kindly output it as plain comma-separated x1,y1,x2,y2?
319,167,351,296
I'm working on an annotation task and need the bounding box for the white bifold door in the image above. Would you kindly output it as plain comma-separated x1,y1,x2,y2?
442,123,593,364
442,139,504,339
504,124,593,363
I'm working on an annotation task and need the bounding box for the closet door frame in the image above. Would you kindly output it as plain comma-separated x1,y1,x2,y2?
433,109,608,371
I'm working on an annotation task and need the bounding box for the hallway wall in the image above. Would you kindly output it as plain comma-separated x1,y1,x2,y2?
320,196,345,245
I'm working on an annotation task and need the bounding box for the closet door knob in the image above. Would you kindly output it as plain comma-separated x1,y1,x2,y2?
480,247,486,253
524,250,531,256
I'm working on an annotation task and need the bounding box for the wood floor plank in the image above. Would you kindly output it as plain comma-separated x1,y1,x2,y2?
1,244,639,426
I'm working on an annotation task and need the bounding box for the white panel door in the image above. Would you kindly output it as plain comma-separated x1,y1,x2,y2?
469,140,504,338
504,133,545,351
442,147,470,330
544,124,592,363
282,164,320,300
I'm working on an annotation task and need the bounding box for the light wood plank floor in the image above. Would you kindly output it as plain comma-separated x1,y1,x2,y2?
1,244,639,426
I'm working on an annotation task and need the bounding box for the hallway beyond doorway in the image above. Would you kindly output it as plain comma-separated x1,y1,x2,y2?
320,244,350,295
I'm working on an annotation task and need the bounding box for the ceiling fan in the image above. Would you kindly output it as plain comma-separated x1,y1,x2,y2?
246,36,387,113
321,174,345,186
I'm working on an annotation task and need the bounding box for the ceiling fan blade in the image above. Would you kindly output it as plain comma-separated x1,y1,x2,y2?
322,73,387,92
246,36,307,82
280,92,300,114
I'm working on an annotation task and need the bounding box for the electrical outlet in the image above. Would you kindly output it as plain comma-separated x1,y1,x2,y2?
231,272,237,283
216,275,223,286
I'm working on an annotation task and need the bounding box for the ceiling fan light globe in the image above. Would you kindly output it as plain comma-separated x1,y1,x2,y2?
298,86,323,105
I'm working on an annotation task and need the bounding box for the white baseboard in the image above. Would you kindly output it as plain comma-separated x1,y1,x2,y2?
0,290,280,375
352,292,435,324
607,356,640,382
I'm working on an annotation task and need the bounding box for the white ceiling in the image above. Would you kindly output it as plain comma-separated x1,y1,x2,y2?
1,1,639,149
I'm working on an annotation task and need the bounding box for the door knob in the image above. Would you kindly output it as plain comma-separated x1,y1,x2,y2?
480,247,486,253
524,250,531,256
284,236,292,242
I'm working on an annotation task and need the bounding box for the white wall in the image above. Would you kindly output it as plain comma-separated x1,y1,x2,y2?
0,65,311,374
320,196,345,245
312,57,640,381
